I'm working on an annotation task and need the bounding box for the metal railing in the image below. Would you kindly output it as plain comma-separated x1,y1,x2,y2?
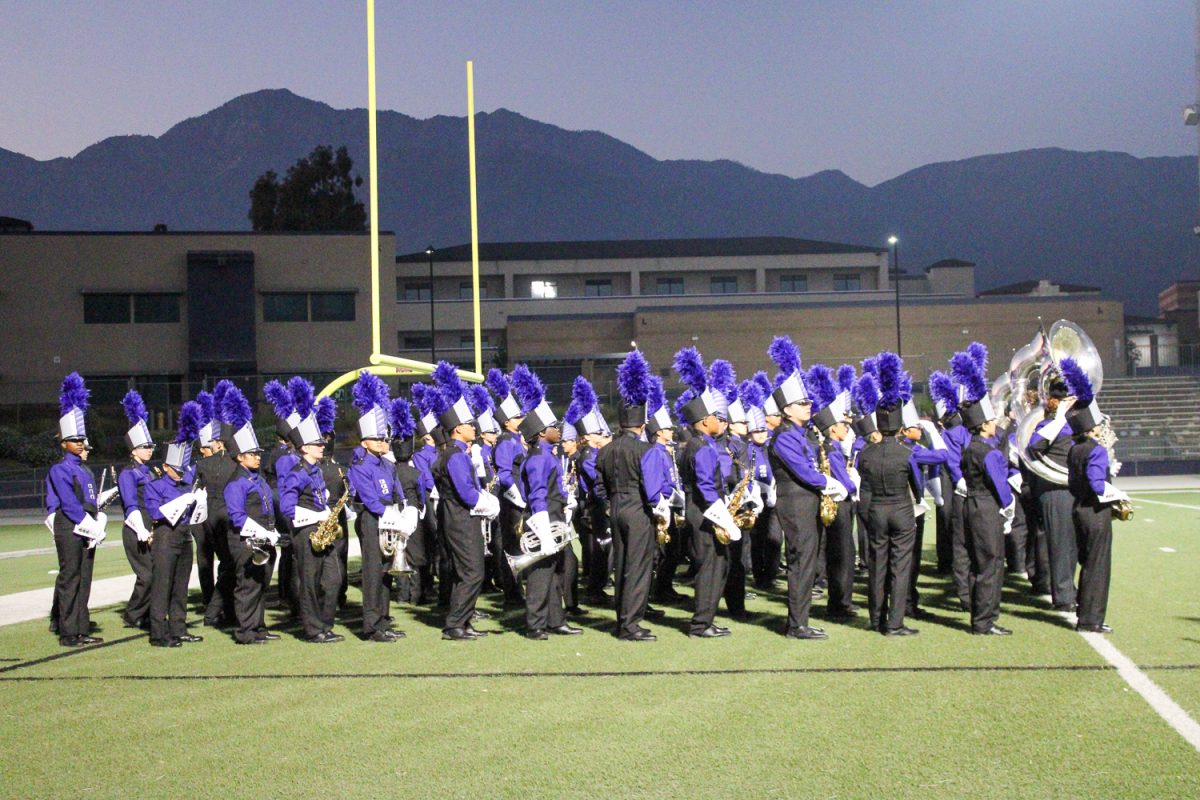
1126,342,1200,376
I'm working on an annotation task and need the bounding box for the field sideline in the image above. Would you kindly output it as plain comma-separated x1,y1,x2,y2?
0,491,1197,799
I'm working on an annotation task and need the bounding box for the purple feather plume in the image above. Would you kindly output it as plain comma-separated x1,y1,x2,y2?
222,386,253,429
646,375,666,413
708,359,738,403
59,372,89,416
122,390,148,425
751,371,773,399
861,356,879,379
1059,357,1095,405
565,376,598,426
194,391,214,426
212,380,235,423
616,350,653,406
967,341,989,374
510,364,545,414
467,384,494,416
950,351,989,404
852,374,880,414
176,401,203,443
485,368,511,402
674,389,695,422
836,365,856,394
316,396,337,435
804,364,837,411
263,380,294,418
928,371,959,414
738,378,764,410
410,384,436,417
388,397,416,440
876,352,907,408
352,372,389,415
432,361,470,410
768,336,802,387
672,347,707,393
287,376,316,418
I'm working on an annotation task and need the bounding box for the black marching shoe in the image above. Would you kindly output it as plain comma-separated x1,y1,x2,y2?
883,626,920,637
150,638,182,648
1075,623,1113,634
237,637,269,645
973,624,1013,636
307,631,341,644
257,631,281,641
618,629,657,642
442,627,477,641
826,607,859,620
59,635,85,647
77,635,104,644
464,626,488,638
690,625,731,639
549,624,583,636
176,634,203,643
908,607,934,621
643,606,666,620
785,626,828,640
470,609,492,621
368,630,397,643
565,605,588,616
526,629,549,641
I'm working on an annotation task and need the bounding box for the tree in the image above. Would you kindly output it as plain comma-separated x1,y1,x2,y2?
248,145,366,231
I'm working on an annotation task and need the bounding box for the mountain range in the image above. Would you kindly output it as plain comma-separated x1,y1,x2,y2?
2,88,1197,314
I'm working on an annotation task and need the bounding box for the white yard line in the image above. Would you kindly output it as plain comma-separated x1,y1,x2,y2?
1129,497,1200,511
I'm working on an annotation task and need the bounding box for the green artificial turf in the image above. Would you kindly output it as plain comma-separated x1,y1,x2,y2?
0,493,1197,799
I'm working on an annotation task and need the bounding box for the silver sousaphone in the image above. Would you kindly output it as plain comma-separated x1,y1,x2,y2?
1015,319,1104,485
506,520,577,577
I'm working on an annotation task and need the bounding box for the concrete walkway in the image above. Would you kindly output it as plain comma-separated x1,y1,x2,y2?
0,536,363,627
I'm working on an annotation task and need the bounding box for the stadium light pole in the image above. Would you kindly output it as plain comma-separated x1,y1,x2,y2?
426,245,436,363
888,236,901,355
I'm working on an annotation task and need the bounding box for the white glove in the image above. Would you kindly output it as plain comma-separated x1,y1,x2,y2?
294,505,332,528
917,419,947,450
1109,458,1123,477
526,510,551,551
382,451,396,463
1007,472,1023,493
743,481,764,515
398,504,420,536
928,475,944,508
565,490,578,512
999,499,1016,535
1097,482,1130,504
470,445,486,477
502,483,526,509
72,512,105,541
652,495,670,524
702,500,741,542
913,499,929,517
379,504,404,532
240,517,275,543
955,478,968,497
343,504,358,525
188,487,209,525
90,512,109,546
97,486,120,508
847,466,862,493
158,491,196,527
471,491,500,520
821,479,849,503
125,511,152,543
840,432,855,459
44,512,55,534
765,480,777,509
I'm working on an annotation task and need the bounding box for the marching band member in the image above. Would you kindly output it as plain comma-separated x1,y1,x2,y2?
197,381,239,627
279,379,343,644
766,337,846,640
897,393,950,621
314,396,352,609
674,346,742,638
430,362,500,640
596,350,669,641
466,385,501,595
1026,375,1080,612
1062,358,1127,634
486,368,529,607
117,389,156,630
47,373,107,647
711,360,759,619
347,372,406,642
144,401,204,647
222,385,279,645
410,384,443,605
935,362,974,611
263,379,302,615
389,395,427,604
806,364,858,621
951,345,1016,636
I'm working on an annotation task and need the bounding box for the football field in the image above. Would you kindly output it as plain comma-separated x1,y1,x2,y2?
1,491,1197,799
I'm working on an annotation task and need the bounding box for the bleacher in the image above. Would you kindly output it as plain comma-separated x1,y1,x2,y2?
1101,376,1200,461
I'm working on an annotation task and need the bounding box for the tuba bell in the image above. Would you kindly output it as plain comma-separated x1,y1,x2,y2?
249,538,272,566
506,520,578,577
380,530,413,576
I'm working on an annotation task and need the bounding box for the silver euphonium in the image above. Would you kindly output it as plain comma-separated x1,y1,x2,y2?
380,530,413,576
506,520,577,578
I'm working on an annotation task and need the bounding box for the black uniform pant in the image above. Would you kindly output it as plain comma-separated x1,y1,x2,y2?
229,532,273,643
777,491,821,633
293,524,343,638
866,499,916,632
652,516,685,598
824,499,856,614
1021,489,1051,593
855,500,869,568
191,519,216,607
121,524,153,625
357,513,392,635
496,501,525,602
688,521,730,634
722,536,749,614
950,492,971,606
1037,486,1077,608
965,495,1005,632
561,536,579,609
1073,503,1113,627
205,517,234,624
335,516,350,605
611,497,656,637
583,505,612,597
1005,495,1028,574
274,514,298,611
935,473,954,572
53,515,95,639
150,524,193,642
906,509,927,612
443,516,486,631
523,549,567,632
750,505,782,587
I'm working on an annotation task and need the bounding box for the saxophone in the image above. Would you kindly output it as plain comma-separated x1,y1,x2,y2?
1096,417,1133,521
817,438,839,527
718,467,754,545
311,468,350,553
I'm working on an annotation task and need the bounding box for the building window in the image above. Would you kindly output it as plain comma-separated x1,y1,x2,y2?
263,293,308,322
83,294,131,324
133,293,181,323
531,280,558,299
459,335,491,349
710,276,738,294
402,282,431,302
585,279,613,297
403,335,432,350
833,274,862,292
311,292,355,322
780,274,807,293
655,277,684,295
458,281,489,300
